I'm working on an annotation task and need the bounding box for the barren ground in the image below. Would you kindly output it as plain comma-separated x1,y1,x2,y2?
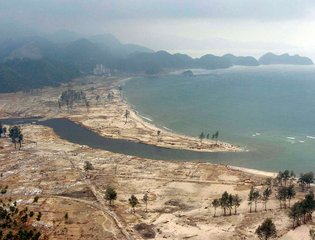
0,77,314,239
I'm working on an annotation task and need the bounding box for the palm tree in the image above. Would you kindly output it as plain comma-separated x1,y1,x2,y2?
212,199,220,217
129,195,139,213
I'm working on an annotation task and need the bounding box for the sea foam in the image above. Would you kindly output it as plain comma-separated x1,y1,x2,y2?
139,115,153,122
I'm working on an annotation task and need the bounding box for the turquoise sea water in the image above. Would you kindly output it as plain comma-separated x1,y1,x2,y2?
123,65,315,173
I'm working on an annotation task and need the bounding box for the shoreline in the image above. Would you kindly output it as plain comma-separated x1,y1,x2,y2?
227,165,277,178
0,75,282,178
114,76,242,153
1,122,293,240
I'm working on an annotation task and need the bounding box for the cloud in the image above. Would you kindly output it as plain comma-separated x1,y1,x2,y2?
1,0,315,60
1,0,315,23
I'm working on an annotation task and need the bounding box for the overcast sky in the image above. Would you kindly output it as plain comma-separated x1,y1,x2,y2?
1,0,315,58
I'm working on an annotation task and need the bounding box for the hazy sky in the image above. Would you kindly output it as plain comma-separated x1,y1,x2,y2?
1,0,315,58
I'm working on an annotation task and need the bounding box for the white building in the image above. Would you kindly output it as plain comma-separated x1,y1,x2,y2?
93,64,111,76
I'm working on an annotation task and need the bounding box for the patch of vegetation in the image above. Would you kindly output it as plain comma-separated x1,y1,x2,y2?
0,197,42,239
128,195,139,213
105,187,117,207
84,161,93,171
288,191,315,228
256,218,277,240
9,126,23,150
212,191,241,216
58,89,87,111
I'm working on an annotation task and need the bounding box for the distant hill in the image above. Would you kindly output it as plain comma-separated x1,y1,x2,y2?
196,54,232,69
119,51,195,73
0,22,314,93
88,34,154,57
47,29,84,44
61,38,114,72
0,58,80,93
259,53,313,65
222,54,259,66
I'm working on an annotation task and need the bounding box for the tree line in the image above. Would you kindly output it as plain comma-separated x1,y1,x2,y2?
58,89,88,111
104,186,149,214
199,131,219,145
210,169,315,239
211,192,241,217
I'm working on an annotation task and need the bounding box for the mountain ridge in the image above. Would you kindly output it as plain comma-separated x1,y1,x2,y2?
0,26,313,93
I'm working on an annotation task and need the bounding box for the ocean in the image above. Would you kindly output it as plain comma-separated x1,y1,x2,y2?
123,65,315,173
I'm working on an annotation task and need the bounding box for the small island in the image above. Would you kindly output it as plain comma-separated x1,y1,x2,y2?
181,70,194,77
